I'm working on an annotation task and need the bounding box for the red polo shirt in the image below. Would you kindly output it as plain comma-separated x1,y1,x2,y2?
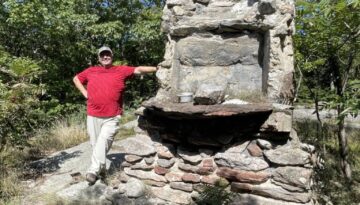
76,65,135,117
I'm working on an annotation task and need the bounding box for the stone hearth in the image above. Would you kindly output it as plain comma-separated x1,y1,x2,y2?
117,0,315,204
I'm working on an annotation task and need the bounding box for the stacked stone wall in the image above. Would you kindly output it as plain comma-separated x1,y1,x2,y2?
117,126,314,205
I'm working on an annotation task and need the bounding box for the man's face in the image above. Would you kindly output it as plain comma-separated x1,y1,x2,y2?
98,51,113,67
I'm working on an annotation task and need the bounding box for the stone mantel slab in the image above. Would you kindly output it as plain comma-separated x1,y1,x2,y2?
142,100,273,120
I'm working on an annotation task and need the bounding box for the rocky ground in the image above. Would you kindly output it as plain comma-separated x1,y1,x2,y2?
22,134,171,205
20,109,359,205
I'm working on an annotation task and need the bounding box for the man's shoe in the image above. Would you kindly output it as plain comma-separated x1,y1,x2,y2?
86,173,98,185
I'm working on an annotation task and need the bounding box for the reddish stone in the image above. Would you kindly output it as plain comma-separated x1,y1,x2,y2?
247,143,263,157
202,158,214,168
154,166,169,175
196,167,215,175
216,167,270,184
182,173,201,183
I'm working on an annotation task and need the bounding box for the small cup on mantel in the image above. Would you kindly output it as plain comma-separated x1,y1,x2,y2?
177,92,193,103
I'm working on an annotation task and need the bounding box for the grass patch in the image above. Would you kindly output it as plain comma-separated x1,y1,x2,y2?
0,111,88,204
115,109,137,141
0,168,23,205
120,108,137,124
294,120,360,205
115,128,136,141
230,90,268,103
29,112,88,154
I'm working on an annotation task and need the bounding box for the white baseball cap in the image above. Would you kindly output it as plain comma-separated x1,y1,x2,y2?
97,46,113,56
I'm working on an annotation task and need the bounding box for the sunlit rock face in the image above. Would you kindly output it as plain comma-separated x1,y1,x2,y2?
157,0,296,104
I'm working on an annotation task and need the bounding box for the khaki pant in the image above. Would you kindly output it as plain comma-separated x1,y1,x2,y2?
86,115,121,175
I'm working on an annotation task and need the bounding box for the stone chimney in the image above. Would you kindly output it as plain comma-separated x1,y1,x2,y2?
156,0,295,104
116,1,315,205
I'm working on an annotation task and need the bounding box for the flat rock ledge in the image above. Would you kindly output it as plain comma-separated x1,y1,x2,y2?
142,100,272,119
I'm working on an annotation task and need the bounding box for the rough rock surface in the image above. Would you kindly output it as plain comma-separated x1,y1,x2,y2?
231,181,312,203
264,146,311,166
125,178,146,198
151,186,191,204
215,153,269,171
272,167,312,189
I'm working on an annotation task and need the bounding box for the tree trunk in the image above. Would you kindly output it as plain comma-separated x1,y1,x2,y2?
337,105,352,181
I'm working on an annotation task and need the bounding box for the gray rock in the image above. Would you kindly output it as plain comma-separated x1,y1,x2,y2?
272,180,307,192
143,179,167,187
144,156,155,164
214,141,269,171
167,0,186,7
231,181,312,203
156,144,175,159
170,182,193,192
257,139,273,150
194,84,225,105
176,35,260,67
165,172,183,182
114,195,135,205
264,147,311,166
273,167,312,189
119,172,130,183
151,186,191,204
118,136,156,156
104,187,125,202
126,178,146,198
157,158,176,168
230,193,314,205
215,152,269,171
131,160,154,171
177,147,202,165
224,141,250,153
178,162,198,173
125,155,143,163
56,181,89,199
260,111,292,132
173,6,185,16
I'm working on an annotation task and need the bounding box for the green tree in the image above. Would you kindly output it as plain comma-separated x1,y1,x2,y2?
295,0,360,180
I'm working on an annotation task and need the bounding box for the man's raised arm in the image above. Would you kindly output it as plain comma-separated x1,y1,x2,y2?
134,66,158,75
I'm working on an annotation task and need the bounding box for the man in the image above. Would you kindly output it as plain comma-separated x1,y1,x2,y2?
73,46,157,185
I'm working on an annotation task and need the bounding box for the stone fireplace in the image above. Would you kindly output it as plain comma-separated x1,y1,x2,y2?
117,0,315,204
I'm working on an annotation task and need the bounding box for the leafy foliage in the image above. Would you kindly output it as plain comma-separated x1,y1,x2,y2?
0,0,164,202
0,0,164,148
196,181,235,205
295,0,359,180
295,0,360,113
295,121,360,205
